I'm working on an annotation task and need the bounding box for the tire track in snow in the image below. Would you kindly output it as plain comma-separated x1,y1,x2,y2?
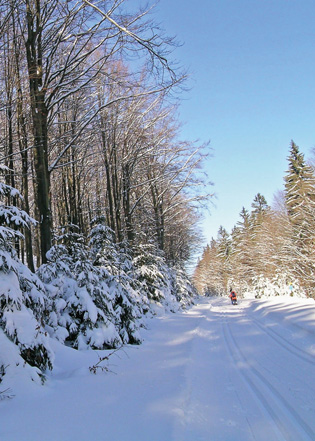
221,311,288,441
224,303,315,413
240,302,315,362
221,312,315,441
228,304,314,366
171,306,210,440
242,315,315,397
249,315,315,365
218,312,260,441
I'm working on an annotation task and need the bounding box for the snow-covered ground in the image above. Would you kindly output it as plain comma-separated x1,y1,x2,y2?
1,296,315,441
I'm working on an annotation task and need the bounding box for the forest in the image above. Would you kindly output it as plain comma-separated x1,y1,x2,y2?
0,0,210,390
194,141,315,300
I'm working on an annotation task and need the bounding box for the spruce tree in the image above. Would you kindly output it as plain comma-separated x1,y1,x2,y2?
284,141,315,296
284,141,315,226
216,226,232,292
251,193,268,225
249,194,270,277
37,225,123,349
230,207,255,288
0,169,53,386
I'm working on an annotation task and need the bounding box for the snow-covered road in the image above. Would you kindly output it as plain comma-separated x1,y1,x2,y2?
1,296,315,441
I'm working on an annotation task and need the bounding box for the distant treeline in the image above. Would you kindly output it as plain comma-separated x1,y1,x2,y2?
194,141,315,298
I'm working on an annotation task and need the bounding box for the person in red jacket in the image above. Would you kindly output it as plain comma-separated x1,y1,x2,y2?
229,288,237,304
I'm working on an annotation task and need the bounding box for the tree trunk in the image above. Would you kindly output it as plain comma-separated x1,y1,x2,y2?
101,128,116,233
150,180,164,251
12,9,35,271
122,163,134,243
25,0,52,264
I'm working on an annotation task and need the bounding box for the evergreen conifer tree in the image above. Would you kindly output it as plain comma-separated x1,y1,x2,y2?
284,141,315,296
37,225,123,349
249,194,271,277
216,226,232,292
284,141,315,227
0,169,53,386
251,193,268,227
231,207,255,286
89,219,144,344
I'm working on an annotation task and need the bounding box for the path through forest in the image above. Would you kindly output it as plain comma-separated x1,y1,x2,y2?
1,296,315,441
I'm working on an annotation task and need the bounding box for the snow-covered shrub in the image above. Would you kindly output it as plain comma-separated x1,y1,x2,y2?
171,264,196,308
89,221,144,344
132,244,196,313
38,224,144,349
0,265,53,371
0,175,53,386
101,269,143,345
89,217,120,275
38,227,122,349
247,271,306,299
133,244,170,305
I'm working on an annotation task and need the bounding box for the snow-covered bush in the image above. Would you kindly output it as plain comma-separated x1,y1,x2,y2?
37,227,122,349
171,264,196,308
89,216,125,276
38,224,145,349
132,244,196,313
245,271,307,299
89,221,144,344
101,269,143,345
0,175,53,387
133,244,170,305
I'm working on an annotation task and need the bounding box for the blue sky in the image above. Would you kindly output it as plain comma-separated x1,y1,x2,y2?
154,0,315,244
